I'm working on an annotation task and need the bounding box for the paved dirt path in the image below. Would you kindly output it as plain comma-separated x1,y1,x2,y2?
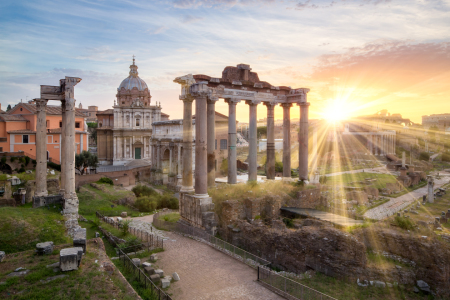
157,231,284,300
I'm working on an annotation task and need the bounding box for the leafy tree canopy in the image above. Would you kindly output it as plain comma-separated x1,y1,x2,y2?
75,151,98,175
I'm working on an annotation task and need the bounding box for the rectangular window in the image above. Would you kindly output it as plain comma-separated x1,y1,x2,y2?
220,139,227,150
75,122,80,128
59,121,62,128
46,120,50,128
23,135,29,144
136,119,140,126
89,113,91,116
215,139,217,150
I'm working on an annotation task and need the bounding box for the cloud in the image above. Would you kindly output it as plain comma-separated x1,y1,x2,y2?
294,0,391,10
181,14,203,23
172,0,276,9
148,26,167,35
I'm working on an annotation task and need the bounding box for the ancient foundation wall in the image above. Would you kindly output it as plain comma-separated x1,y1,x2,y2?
285,188,324,209
179,193,217,234
25,179,60,203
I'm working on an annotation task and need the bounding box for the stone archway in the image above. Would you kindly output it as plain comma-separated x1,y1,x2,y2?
162,148,170,173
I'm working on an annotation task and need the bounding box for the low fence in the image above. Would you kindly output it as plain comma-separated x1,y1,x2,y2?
118,245,172,300
153,210,337,300
96,211,164,250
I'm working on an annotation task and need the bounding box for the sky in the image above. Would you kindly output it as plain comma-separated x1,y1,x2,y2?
0,0,449,124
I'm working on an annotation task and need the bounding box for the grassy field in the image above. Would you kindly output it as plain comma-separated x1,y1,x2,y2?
158,212,180,223
77,183,141,218
326,172,398,190
0,240,138,300
0,204,70,254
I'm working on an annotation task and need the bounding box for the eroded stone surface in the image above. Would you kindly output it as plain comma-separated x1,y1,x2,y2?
36,241,54,255
60,247,83,271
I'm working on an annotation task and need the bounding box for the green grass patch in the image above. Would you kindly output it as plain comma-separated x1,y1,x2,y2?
326,172,397,190
0,205,70,254
159,212,180,223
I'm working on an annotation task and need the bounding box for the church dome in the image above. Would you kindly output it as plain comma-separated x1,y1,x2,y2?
118,58,148,91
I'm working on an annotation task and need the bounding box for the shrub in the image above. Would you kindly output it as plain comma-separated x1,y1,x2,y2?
419,152,430,161
442,152,450,162
132,184,158,197
10,157,16,162
393,216,415,230
282,218,294,228
1,157,6,164
275,161,283,173
134,193,179,212
121,220,131,236
135,196,158,212
32,159,36,165
254,215,261,220
47,161,61,171
97,177,114,185
319,175,327,184
18,167,25,173
24,156,30,166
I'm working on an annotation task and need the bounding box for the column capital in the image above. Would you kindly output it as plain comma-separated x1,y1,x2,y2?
263,101,276,108
207,95,219,103
224,98,241,105
179,95,195,102
190,82,210,99
34,98,48,111
298,102,311,107
280,103,293,108
245,100,261,106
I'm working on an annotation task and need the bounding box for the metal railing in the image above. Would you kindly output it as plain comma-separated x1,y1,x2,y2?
258,267,337,300
118,246,172,300
153,210,337,300
96,211,164,250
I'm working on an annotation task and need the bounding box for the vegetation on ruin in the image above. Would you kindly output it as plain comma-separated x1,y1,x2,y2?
0,241,137,299
159,212,180,223
325,172,398,190
0,204,69,253
132,184,179,212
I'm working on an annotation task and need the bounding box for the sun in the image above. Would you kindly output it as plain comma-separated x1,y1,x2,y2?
321,98,350,122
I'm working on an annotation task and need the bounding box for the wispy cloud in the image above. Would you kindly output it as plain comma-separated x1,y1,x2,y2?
181,14,203,23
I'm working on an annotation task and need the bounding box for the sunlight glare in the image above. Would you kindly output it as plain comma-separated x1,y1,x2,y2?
322,98,350,122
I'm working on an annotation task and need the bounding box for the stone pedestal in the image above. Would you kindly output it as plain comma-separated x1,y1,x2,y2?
179,193,217,235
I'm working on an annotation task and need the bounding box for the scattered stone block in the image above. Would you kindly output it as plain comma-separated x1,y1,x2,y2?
0,251,5,262
144,267,155,275
150,254,158,262
121,212,127,218
7,269,30,277
36,241,54,255
417,280,430,294
373,281,386,288
46,262,60,268
150,274,160,283
111,257,119,260
413,286,420,293
73,228,87,253
142,262,151,267
60,247,83,271
95,232,100,238
117,217,123,223
172,272,180,281
132,258,141,266
161,278,170,288
155,269,164,277
40,274,67,284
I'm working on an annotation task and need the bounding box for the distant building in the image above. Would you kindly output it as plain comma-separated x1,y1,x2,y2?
0,102,88,163
422,113,450,130
96,58,169,165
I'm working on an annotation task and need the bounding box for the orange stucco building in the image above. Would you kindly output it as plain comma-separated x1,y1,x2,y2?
0,102,88,163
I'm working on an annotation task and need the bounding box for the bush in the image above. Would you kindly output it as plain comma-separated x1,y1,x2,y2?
132,184,158,197
134,193,179,212
47,161,61,171
121,220,131,236
135,196,158,212
282,218,294,228
24,156,30,166
18,167,25,173
97,177,114,185
393,216,415,230
442,152,450,162
419,152,430,161
275,161,283,173
1,157,6,164
319,175,327,184
10,157,16,162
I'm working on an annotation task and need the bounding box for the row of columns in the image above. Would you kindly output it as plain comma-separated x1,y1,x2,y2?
181,82,310,199
367,133,395,156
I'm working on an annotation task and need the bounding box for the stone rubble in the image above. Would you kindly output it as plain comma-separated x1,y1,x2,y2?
132,258,141,266
0,251,5,262
60,247,83,271
172,272,180,281
36,241,54,255
40,274,67,284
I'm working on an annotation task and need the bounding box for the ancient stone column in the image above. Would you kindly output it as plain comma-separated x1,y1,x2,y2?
207,97,218,187
169,146,173,174
62,77,82,220
298,103,310,181
225,98,240,184
35,98,48,197
156,143,161,169
177,144,182,188
265,102,276,180
181,98,194,193
427,176,434,203
191,83,209,196
247,100,259,182
60,100,66,192
281,103,292,180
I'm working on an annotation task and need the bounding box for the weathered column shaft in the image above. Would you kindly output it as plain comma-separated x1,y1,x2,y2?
177,145,182,176
226,98,239,184
266,103,275,180
60,100,66,192
156,144,161,169
181,99,194,192
247,101,258,182
195,94,208,195
207,100,216,187
35,99,48,197
282,104,292,179
64,98,76,198
299,103,310,181
169,147,173,173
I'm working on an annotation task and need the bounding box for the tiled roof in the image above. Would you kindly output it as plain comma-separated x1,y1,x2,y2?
0,115,28,122
97,109,114,115
10,103,85,117
7,129,36,134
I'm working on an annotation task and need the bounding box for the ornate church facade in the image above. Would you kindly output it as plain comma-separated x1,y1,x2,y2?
97,58,169,165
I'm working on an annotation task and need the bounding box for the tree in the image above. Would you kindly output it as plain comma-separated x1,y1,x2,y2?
257,126,267,138
442,152,450,162
419,152,430,161
6,104,11,111
75,151,98,175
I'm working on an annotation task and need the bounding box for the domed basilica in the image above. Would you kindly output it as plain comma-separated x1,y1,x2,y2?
96,58,169,165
